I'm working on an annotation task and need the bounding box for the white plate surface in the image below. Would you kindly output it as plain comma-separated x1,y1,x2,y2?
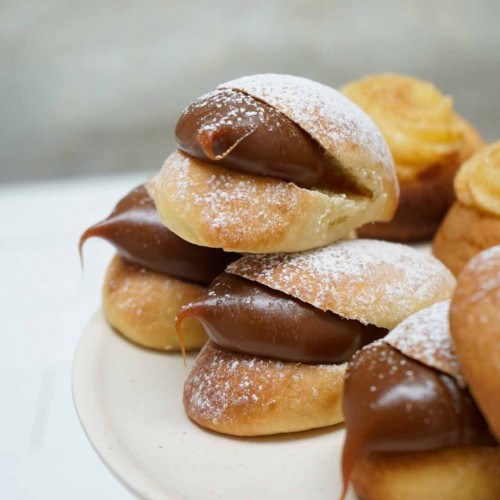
73,310,357,500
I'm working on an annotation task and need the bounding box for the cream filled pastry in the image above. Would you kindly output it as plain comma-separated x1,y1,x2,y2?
342,74,484,241
341,301,499,500
433,141,500,275
150,74,399,253
80,185,238,350
178,239,455,436
177,272,386,364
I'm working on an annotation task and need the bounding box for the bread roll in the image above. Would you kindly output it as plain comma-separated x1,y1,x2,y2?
102,255,207,351
183,240,455,436
342,300,499,500
450,246,500,441
150,74,398,253
351,447,500,500
184,341,345,436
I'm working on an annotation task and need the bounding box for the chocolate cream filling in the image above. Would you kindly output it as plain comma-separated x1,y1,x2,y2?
176,272,387,364
79,185,238,285
175,89,366,195
341,342,497,497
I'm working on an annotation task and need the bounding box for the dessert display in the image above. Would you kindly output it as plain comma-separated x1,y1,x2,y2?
80,185,238,350
433,141,500,275
77,71,500,498
342,74,484,241
450,246,500,441
177,239,455,436
341,299,500,500
149,73,399,253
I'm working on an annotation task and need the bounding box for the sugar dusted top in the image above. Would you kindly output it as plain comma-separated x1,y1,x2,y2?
178,89,273,136
174,87,331,188
385,300,465,385
220,74,390,164
151,74,399,254
219,73,396,195
227,239,456,329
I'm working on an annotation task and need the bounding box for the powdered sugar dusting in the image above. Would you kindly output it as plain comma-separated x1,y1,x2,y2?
184,341,344,428
109,266,194,320
167,151,302,245
385,300,465,386
219,74,394,192
152,73,399,252
178,88,292,141
227,239,455,329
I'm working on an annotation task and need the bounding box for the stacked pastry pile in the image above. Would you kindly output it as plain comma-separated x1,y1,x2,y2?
178,240,454,435
80,71,499,497
151,74,399,252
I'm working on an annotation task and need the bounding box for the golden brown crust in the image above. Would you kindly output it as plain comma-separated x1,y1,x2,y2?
183,341,345,436
226,240,455,330
432,202,500,276
102,254,207,351
151,150,379,253
350,447,500,500
151,74,398,253
385,300,465,385
450,246,500,441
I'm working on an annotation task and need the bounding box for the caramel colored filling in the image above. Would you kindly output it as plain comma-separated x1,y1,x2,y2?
176,89,366,195
176,272,387,364
79,185,238,285
341,342,497,498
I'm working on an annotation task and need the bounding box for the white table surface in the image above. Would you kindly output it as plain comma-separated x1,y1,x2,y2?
0,173,153,499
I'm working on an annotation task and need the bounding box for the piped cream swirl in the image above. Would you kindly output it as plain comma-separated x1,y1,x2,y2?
455,140,500,217
342,74,467,182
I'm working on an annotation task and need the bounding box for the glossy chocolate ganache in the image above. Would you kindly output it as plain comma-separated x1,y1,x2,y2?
176,272,387,364
341,341,497,497
175,89,365,194
79,185,238,285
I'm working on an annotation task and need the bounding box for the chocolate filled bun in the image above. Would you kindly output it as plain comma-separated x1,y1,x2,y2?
342,74,484,242
177,272,387,364
80,184,238,285
80,185,236,351
150,74,399,253
175,89,326,187
342,301,499,500
450,246,500,441
180,240,455,436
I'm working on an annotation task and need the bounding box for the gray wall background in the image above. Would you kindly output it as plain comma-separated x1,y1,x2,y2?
2,0,499,183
